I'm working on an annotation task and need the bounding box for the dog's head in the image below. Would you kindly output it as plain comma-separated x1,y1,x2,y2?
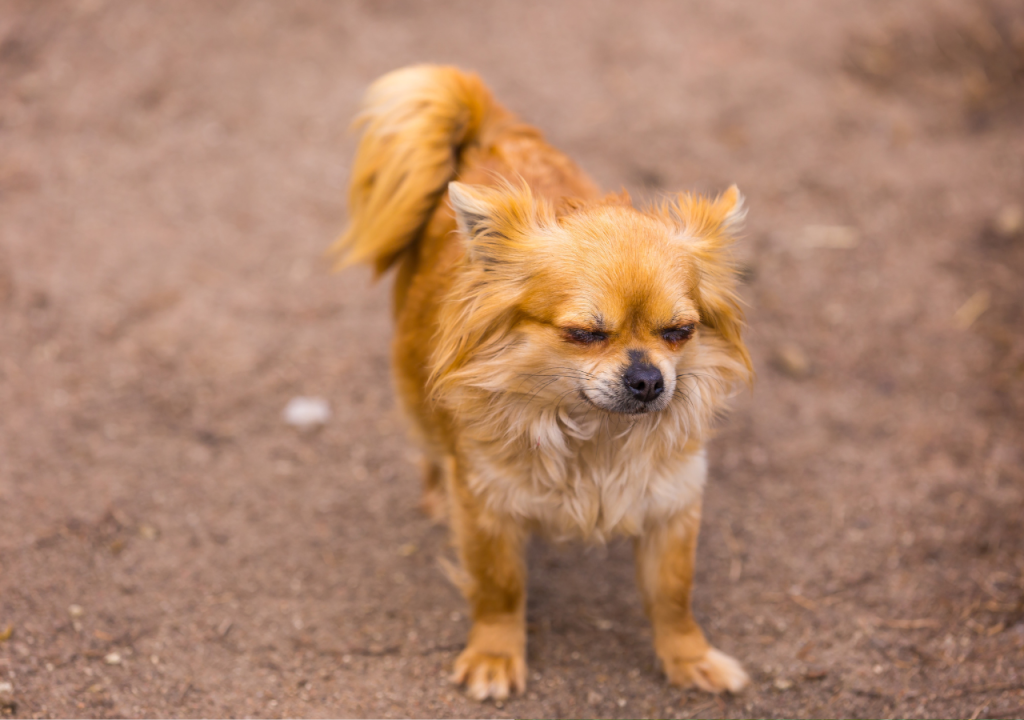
432,181,751,426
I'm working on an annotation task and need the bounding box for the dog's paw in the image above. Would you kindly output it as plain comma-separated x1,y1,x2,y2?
452,646,526,701
662,647,749,694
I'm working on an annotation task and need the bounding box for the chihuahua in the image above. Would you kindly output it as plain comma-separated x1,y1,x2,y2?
333,65,752,702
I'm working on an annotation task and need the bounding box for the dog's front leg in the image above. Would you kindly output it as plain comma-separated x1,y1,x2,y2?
447,457,527,701
635,502,749,694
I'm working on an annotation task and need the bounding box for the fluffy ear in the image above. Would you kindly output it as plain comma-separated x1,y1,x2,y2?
448,181,549,266
670,184,745,239
666,185,752,380
448,181,493,241
715,184,746,232
431,182,550,396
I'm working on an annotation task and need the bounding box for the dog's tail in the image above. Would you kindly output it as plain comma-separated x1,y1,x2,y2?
330,65,497,275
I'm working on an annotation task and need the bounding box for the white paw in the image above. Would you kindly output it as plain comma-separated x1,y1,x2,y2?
452,647,526,701
663,647,749,694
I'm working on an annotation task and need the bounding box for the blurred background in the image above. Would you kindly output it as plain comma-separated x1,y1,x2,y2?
0,1,1022,717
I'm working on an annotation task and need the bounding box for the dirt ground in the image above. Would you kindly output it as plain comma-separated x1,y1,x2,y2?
1,1,1023,717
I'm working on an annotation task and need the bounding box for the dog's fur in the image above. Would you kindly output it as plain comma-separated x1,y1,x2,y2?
333,65,753,701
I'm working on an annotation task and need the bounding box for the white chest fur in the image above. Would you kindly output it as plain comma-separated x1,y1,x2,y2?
465,413,707,542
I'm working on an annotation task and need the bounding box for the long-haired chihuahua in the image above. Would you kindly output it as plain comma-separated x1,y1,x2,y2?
333,65,752,702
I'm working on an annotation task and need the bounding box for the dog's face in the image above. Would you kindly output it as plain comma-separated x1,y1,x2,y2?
436,182,751,417
513,206,703,415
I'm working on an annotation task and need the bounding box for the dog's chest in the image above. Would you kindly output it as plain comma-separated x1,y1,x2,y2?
471,434,707,541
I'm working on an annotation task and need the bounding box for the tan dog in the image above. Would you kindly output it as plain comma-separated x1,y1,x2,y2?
333,65,752,702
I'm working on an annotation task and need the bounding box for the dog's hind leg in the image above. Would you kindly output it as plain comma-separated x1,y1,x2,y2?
419,457,447,521
635,502,749,694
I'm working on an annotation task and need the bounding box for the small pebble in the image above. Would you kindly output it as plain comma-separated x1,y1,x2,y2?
283,396,331,428
993,204,1023,238
773,342,810,379
774,677,793,690
138,524,159,540
68,604,84,619
953,290,990,330
0,682,11,694
587,690,603,706
104,652,122,665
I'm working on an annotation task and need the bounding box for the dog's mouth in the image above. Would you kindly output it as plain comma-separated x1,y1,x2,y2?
613,400,664,415
576,388,667,415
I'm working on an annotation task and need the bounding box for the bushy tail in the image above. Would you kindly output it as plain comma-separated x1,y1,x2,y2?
330,65,495,275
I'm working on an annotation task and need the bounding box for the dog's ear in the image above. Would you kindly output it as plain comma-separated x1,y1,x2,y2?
448,181,493,241
668,186,752,379
432,182,550,392
714,184,745,232
448,181,548,266
671,184,745,239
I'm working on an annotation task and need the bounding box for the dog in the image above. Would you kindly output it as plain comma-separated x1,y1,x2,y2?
332,65,753,702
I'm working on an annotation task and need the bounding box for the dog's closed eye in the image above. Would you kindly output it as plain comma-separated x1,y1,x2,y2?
564,327,608,345
661,324,696,344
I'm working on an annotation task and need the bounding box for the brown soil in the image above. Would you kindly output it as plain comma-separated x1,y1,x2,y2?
1,1,1022,717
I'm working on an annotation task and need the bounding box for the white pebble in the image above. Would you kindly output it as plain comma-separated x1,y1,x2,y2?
283,397,331,428
104,652,122,665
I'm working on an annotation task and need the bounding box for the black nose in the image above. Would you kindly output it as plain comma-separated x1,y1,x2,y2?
623,363,664,402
